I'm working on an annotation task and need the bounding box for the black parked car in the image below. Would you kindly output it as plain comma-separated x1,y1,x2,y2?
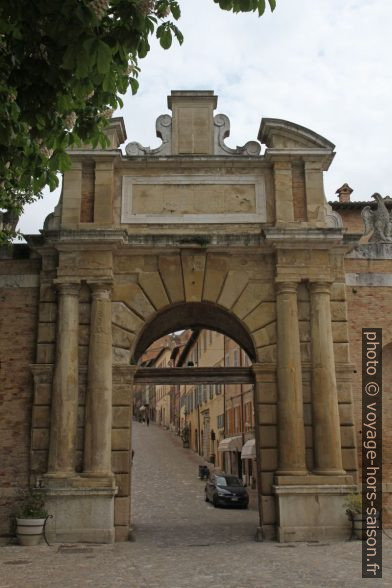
205,474,249,508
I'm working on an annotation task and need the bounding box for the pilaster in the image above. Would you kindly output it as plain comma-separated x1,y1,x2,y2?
275,281,307,475
309,281,345,474
84,282,113,477
46,282,80,477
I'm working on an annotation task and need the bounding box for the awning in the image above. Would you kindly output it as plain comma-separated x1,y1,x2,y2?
241,439,256,460
218,436,243,452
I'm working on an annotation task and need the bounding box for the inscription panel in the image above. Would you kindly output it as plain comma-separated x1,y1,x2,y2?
121,175,266,224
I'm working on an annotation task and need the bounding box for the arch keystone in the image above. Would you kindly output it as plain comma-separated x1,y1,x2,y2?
181,251,206,302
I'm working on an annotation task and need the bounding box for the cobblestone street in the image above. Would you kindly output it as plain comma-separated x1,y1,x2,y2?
0,421,391,587
131,420,259,548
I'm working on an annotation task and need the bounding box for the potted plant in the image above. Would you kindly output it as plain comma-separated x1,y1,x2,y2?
344,492,364,540
15,488,49,546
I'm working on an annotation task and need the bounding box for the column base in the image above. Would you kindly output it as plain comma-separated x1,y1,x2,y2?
312,468,347,476
44,471,77,479
81,471,115,479
42,476,117,544
273,483,357,542
275,473,354,486
275,469,309,476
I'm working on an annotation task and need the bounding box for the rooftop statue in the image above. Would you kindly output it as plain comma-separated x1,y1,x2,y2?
362,193,392,243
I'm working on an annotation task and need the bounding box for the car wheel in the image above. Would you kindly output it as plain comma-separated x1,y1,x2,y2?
205,491,209,502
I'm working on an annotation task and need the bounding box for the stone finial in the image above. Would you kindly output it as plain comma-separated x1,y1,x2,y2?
214,114,261,156
362,193,392,243
336,183,353,203
125,114,172,156
125,91,261,157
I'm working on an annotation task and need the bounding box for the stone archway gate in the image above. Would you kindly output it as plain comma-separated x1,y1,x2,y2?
29,91,358,543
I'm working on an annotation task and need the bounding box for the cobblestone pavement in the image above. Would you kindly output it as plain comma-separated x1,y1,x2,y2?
1,421,391,587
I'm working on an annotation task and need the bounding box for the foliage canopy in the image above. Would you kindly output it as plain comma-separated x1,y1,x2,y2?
0,0,276,241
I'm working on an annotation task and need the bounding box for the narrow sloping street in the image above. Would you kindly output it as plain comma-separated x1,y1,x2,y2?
131,420,259,548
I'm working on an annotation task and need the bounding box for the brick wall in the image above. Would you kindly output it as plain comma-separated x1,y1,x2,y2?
0,257,40,537
346,285,392,526
340,205,392,526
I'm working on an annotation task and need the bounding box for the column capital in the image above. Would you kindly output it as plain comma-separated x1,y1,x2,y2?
309,281,333,295
54,281,81,297
275,280,299,295
87,281,113,300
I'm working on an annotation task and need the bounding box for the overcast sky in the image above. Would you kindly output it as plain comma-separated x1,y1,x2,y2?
19,0,392,234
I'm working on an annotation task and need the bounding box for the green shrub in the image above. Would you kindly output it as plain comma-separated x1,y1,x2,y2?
343,492,362,514
15,489,48,519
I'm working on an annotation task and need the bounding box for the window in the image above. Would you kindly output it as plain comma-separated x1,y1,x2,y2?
234,406,241,433
197,385,202,406
209,385,214,400
226,408,234,435
225,353,230,367
233,349,239,367
202,384,207,403
217,414,224,429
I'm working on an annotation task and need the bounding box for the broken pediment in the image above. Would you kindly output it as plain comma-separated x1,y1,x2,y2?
125,91,261,157
258,118,335,151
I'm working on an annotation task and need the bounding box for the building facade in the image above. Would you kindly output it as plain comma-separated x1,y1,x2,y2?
0,90,390,544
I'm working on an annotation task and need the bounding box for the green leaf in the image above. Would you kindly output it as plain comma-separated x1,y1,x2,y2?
159,29,172,49
76,47,91,78
62,46,77,70
268,0,276,11
97,41,113,75
216,0,233,10
239,0,253,10
171,3,181,20
129,77,139,95
257,0,266,16
138,38,150,59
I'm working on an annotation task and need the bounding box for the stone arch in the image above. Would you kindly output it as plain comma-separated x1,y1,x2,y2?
131,301,257,363
111,251,277,365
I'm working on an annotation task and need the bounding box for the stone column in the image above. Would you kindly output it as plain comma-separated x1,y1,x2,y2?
309,282,344,474
47,282,80,476
276,281,307,475
84,282,113,477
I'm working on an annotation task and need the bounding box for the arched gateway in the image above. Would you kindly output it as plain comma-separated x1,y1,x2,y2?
28,91,357,543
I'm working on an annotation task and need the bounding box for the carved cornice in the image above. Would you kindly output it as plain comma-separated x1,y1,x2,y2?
125,232,264,249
